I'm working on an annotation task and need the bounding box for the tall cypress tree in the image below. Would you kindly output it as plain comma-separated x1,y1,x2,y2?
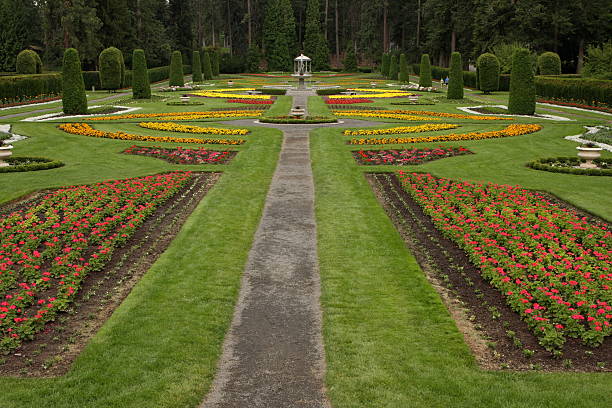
192,51,202,82
419,54,432,87
508,48,535,114
169,50,184,86
388,54,398,81
381,53,390,78
304,0,329,70
211,49,220,76
202,51,213,80
132,49,151,99
447,52,464,99
398,53,409,82
62,48,88,115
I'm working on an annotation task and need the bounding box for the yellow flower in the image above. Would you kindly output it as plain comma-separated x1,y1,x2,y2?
139,122,250,135
343,123,459,136
89,110,264,121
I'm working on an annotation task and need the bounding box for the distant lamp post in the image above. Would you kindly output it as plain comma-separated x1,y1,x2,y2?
292,54,312,90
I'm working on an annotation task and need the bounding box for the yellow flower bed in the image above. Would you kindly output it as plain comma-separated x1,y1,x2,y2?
348,124,542,145
89,110,264,121
139,122,250,135
328,92,412,99
343,123,459,136
333,109,508,121
347,88,413,93
59,123,246,145
190,89,272,99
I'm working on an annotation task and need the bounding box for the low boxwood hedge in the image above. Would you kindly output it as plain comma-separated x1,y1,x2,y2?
0,156,64,173
255,88,287,95
527,156,611,176
316,88,347,95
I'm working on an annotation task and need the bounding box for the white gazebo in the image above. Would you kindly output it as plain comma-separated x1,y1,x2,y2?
292,54,312,89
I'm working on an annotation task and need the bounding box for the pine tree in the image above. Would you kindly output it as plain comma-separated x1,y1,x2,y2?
419,54,432,87
62,48,88,115
0,0,41,71
202,51,213,80
132,49,151,99
99,47,124,90
98,0,134,55
447,52,464,99
304,0,329,70
263,0,295,71
508,48,536,115
169,50,184,86
192,51,202,82
61,0,103,67
169,0,193,63
388,54,398,81
398,53,409,82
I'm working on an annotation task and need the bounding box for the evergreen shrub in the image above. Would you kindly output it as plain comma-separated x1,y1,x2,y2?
538,52,562,75
169,51,184,86
62,48,88,115
508,48,536,114
447,52,463,99
419,54,432,87
477,53,500,94
132,49,151,99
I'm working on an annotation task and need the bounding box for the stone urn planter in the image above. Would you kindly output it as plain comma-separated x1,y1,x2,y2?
290,106,305,118
576,144,602,169
0,144,14,167
180,95,190,103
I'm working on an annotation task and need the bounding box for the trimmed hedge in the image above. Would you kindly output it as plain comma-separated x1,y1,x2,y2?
99,47,124,90
254,88,287,95
0,74,62,103
169,51,184,86
398,54,409,82
508,48,535,115
192,51,202,82
538,52,561,75
16,50,39,74
527,157,611,176
203,51,213,80
316,88,347,95
419,54,432,87
388,55,398,81
0,157,64,173
447,52,463,99
132,49,151,99
477,53,500,93
62,48,88,115
534,77,612,106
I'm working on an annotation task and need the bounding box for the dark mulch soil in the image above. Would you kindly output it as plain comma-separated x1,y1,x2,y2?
0,172,220,377
367,172,611,372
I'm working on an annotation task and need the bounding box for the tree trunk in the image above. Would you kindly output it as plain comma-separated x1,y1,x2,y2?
335,0,339,64
577,38,584,74
416,0,421,48
226,0,232,53
383,2,389,52
247,0,252,47
325,0,329,41
451,30,456,54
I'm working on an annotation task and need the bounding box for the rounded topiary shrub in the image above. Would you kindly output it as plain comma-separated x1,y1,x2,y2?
419,54,432,87
538,52,561,75
16,50,38,74
388,54,398,81
192,51,202,82
381,53,390,77
33,52,43,74
447,52,464,99
398,53,409,82
508,48,536,115
477,53,500,94
169,51,184,86
132,49,151,99
99,47,124,90
202,51,213,80
62,48,88,115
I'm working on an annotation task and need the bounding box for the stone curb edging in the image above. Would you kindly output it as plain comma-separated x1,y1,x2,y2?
457,105,572,121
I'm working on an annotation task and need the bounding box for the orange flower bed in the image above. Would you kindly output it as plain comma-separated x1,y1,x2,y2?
88,110,263,121
333,109,510,121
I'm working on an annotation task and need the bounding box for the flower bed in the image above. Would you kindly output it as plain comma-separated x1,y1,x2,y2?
353,146,472,165
138,122,249,135
537,99,612,114
343,123,459,137
0,96,61,109
348,124,542,145
0,157,64,173
0,172,193,353
259,116,337,124
88,110,263,121
59,123,245,145
227,99,274,105
398,172,612,350
123,145,235,164
333,109,509,121
325,98,374,104
189,89,272,100
527,157,612,176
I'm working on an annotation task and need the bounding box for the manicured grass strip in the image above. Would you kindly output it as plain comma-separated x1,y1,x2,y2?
263,95,292,118
307,95,334,117
311,125,611,408
0,122,281,407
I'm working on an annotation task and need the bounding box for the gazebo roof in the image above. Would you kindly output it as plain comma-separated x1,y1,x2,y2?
294,54,311,61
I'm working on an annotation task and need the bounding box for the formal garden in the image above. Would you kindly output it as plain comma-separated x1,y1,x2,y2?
0,1,611,407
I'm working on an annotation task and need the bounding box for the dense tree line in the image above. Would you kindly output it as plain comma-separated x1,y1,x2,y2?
0,0,609,72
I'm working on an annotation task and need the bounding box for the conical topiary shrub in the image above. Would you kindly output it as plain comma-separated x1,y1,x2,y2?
398,53,409,82
202,51,213,80
508,48,536,115
381,53,390,78
447,52,464,99
477,53,500,94
132,49,151,99
388,54,398,81
419,54,432,87
192,51,202,82
169,50,184,87
62,48,88,115
538,51,561,75
211,50,220,76
99,47,124,90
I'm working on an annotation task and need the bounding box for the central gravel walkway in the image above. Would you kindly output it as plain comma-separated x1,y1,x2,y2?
201,91,331,408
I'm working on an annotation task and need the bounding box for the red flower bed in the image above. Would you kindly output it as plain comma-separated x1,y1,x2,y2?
123,145,235,164
537,99,612,114
226,99,274,105
0,172,193,352
0,96,61,109
353,146,471,165
325,98,374,104
398,172,611,350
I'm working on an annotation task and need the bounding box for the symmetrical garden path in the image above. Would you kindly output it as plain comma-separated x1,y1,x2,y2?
202,91,332,407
